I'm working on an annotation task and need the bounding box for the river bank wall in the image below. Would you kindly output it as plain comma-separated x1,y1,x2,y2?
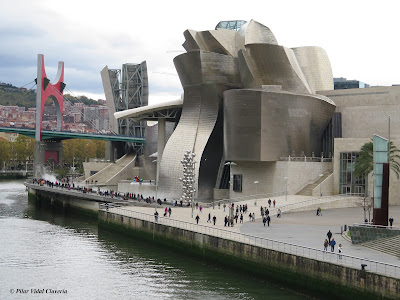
99,210,399,300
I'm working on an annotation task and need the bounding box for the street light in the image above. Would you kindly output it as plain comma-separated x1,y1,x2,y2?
224,161,237,219
284,177,288,202
319,173,323,197
254,180,259,206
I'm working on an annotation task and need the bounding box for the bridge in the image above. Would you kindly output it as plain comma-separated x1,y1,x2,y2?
3,54,146,176
0,127,145,143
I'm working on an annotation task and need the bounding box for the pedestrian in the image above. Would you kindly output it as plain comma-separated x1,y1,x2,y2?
273,199,276,207
240,214,243,223
207,213,211,223
224,215,228,227
268,199,271,207
266,215,271,226
249,212,252,222
213,215,216,225
200,205,203,213
338,243,343,259
389,216,394,227
252,213,255,222
330,238,336,252
195,214,200,224
223,203,226,212
218,202,220,209
323,239,329,251
263,216,267,226
168,207,172,217
265,208,269,216
154,210,159,222
235,214,238,223
164,207,168,217
277,208,281,218
327,230,332,242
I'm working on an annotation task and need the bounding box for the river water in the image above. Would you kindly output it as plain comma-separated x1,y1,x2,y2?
0,181,319,300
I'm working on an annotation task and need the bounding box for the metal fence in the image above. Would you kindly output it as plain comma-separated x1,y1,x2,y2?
99,205,400,279
352,223,400,231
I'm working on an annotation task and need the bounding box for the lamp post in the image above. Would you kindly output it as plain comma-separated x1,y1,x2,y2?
254,180,259,206
224,161,237,219
319,173,323,197
284,177,288,202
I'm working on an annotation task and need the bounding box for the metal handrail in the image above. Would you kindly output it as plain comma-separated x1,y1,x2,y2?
352,223,400,231
100,206,400,279
270,195,362,215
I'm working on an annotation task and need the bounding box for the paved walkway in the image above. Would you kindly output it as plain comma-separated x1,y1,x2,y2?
119,195,400,268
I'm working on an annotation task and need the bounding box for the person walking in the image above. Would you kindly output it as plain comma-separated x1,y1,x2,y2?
207,213,211,223
199,205,203,213
195,214,200,224
338,243,343,259
266,215,271,226
389,216,394,227
223,203,226,212
224,216,228,227
268,199,271,207
330,238,336,252
327,230,332,242
154,210,159,222
323,239,329,251
213,215,216,225
240,214,243,223
263,216,267,227
168,207,172,217
273,199,276,207
277,208,281,218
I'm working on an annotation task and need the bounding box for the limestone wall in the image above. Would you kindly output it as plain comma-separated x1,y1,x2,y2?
99,211,400,299
231,161,332,198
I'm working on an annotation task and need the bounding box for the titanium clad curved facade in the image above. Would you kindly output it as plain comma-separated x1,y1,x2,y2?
157,50,240,200
236,19,278,52
182,29,238,57
239,44,311,93
224,89,336,161
292,46,334,93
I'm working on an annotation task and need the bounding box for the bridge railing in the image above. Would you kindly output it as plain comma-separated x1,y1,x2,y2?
100,206,400,279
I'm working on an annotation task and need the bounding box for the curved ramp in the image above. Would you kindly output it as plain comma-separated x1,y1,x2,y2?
85,153,136,185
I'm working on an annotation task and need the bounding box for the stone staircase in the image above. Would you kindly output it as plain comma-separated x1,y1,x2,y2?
361,235,400,257
296,173,331,196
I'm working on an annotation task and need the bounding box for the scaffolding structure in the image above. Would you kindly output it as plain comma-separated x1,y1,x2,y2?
107,62,148,154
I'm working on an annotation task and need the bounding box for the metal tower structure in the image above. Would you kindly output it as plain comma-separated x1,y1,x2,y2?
104,62,148,155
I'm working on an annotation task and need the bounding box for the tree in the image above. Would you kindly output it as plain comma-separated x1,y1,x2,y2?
0,140,11,169
354,140,400,179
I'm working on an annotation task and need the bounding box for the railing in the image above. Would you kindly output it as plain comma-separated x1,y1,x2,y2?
352,223,400,231
203,191,285,208
99,205,400,279
274,195,362,215
280,156,332,162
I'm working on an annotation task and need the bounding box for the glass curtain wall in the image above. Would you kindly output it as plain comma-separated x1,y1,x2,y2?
339,152,366,195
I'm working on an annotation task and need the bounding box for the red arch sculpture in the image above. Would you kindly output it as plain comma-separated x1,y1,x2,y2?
35,54,65,141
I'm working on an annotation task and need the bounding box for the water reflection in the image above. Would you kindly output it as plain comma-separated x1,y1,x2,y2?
0,181,317,300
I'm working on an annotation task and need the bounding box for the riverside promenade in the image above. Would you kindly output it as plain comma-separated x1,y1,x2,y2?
101,195,400,280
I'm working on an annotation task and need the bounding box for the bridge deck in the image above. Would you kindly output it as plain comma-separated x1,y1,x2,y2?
0,127,145,143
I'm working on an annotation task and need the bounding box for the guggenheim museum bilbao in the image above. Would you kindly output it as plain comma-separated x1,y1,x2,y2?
105,20,400,205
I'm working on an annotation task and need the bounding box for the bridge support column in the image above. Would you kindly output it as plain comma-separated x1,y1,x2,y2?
157,118,166,183
33,141,63,178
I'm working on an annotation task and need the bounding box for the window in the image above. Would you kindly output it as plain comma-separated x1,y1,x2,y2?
233,174,242,192
339,152,366,195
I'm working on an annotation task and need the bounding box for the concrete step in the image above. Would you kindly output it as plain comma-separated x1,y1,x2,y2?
296,173,331,196
361,235,400,257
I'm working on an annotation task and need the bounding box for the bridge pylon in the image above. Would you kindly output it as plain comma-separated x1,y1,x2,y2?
34,54,65,177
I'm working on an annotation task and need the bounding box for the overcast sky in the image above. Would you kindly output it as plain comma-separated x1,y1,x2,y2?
1,0,399,104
